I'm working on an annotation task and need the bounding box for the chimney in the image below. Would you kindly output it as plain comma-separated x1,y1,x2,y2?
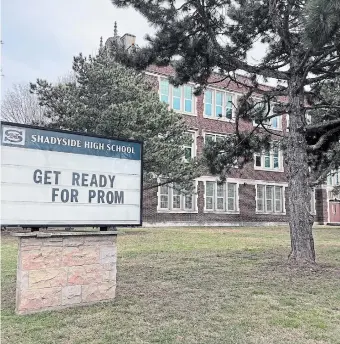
121,34,136,50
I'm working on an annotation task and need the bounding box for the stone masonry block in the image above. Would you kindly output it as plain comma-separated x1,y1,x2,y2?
62,285,82,306
102,263,116,271
82,282,116,303
18,271,29,290
67,265,102,285
83,236,115,246
18,287,62,314
42,238,63,247
63,237,85,247
21,247,62,270
29,268,67,289
21,238,43,251
62,246,99,266
100,246,117,264
102,265,116,283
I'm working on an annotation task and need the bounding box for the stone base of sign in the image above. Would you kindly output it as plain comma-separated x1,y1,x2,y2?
11,231,118,315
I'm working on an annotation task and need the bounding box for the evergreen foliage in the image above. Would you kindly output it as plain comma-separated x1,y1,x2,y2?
30,49,202,191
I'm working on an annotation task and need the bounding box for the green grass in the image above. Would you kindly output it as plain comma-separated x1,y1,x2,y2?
1,226,340,344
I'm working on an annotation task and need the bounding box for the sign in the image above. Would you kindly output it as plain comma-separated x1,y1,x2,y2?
1,122,143,226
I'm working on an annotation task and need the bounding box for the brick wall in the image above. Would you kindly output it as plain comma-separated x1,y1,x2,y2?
15,232,117,315
142,66,328,226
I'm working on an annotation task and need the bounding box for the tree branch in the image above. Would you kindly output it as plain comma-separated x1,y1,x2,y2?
307,126,340,151
306,118,340,131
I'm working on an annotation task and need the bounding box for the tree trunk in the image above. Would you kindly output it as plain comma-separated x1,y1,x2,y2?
286,63,316,265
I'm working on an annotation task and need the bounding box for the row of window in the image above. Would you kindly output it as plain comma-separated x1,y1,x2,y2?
159,79,282,129
159,182,283,214
183,131,283,171
159,181,316,214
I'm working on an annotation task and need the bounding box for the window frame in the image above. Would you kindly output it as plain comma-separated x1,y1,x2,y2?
204,180,239,213
256,184,286,215
254,144,284,172
327,169,340,186
183,131,197,162
252,98,282,131
203,132,239,168
159,78,196,115
157,181,198,213
203,88,238,121
309,189,316,215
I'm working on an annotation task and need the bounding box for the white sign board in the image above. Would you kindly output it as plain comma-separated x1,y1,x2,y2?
1,122,143,226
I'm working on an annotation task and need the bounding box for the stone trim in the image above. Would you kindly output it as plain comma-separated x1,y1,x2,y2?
11,231,118,238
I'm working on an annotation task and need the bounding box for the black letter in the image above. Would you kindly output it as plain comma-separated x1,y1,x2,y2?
115,191,124,204
70,189,79,203
90,174,98,187
72,173,80,186
99,175,107,187
82,173,89,187
108,175,115,188
44,171,52,185
106,191,114,204
33,169,42,184
98,190,105,203
53,171,61,185
88,190,96,203
52,188,59,202
60,189,69,203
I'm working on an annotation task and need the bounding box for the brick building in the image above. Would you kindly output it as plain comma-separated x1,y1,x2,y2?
106,31,333,226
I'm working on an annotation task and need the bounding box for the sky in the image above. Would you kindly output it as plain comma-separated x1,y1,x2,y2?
1,0,154,97
1,0,268,98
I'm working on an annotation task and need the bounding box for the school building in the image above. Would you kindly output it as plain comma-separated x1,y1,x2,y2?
105,31,337,227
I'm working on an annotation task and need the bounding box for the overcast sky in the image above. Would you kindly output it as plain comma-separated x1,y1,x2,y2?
1,0,268,98
1,0,154,96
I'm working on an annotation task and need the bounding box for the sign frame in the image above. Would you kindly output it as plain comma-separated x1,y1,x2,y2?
1,121,144,228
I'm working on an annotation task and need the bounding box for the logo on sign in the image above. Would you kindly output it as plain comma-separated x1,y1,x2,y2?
2,127,26,145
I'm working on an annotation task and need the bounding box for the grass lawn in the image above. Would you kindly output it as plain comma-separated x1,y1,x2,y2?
1,226,340,344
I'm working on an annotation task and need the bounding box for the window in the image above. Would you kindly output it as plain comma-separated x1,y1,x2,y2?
159,184,169,209
271,116,281,129
253,99,282,130
204,133,238,167
286,114,290,132
256,185,284,213
309,189,316,215
327,169,340,186
205,90,213,116
184,86,193,112
204,89,235,120
172,87,181,110
160,79,169,104
254,145,283,171
205,181,238,212
204,133,227,144
183,132,196,161
159,78,194,114
158,182,196,212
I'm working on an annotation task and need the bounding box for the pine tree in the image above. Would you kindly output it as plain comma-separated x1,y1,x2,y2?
110,0,340,264
30,48,202,191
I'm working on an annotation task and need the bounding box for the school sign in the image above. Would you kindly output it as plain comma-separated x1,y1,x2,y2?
1,122,143,227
